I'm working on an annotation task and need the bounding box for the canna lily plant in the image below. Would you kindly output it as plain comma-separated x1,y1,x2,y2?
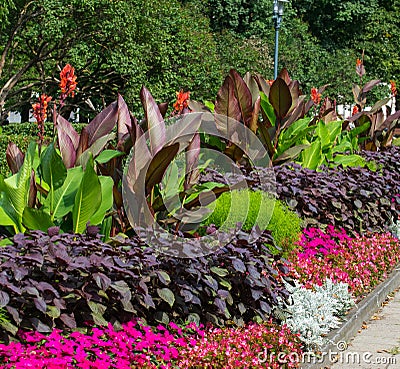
190,68,327,166
345,57,400,151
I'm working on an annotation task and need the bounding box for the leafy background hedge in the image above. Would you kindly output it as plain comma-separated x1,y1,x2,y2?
0,123,86,177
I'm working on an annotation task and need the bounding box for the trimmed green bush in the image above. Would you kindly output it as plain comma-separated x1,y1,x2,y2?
203,189,301,255
203,189,273,232
267,200,302,255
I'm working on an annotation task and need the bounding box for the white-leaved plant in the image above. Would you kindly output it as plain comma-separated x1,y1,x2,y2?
278,278,355,350
389,218,400,239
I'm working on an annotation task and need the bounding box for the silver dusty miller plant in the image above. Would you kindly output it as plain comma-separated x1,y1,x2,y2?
389,218,400,239
278,278,355,349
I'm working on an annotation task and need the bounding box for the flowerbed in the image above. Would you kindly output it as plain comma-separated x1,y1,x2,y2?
0,320,303,369
288,226,400,298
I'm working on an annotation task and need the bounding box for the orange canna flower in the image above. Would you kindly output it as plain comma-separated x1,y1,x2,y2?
32,94,52,140
352,105,359,116
173,89,190,113
390,80,397,96
32,94,52,124
266,79,275,86
310,87,321,105
356,58,365,78
59,64,77,101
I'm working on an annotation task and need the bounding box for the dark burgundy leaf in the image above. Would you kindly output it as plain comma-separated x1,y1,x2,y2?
214,297,227,314
0,291,10,307
33,297,47,313
60,313,77,329
231,258,246,273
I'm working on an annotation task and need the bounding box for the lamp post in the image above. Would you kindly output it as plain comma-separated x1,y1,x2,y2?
273,0,289,79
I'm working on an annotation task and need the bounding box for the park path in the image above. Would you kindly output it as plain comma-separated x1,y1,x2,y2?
327,289,400,369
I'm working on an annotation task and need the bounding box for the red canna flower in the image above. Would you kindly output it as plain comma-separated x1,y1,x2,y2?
310,87,321,105
173,89,190,113
266,79,275,86
32,94,52,140
352,105,359,116
390,80,397,96
59,64,77,102
356,59,362,67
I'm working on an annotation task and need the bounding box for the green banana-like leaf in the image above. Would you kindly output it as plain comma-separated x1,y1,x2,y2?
349,122,370,139
259,92,276,127
0,192,19,233
315,121,331,151
301,140,322,170
326,120,343,143
273,144,310,164
22,207,54,231
276,118,313,156
333,154,365,168
72,157,102,234
2,142,36,231
95,150,124,164
39,143,67,212
44,166,83,220
90,176,114,225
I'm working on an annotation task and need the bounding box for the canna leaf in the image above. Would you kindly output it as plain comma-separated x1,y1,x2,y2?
229,69,253,127
72,156,102,234
145,143,180,195
45,166,83,220
22,207,54,231
84,101,118,147
243,72,260,106
215,75,241,133
89,176,114,225
117,94,131,143
140,86,166,156
259,92,276,127
273,144,310,164
3,142,36,231
315,121,331,151
39,143,67,193
301,140,322,170
76,133,116,168
95,149,124,164
184,133,200,191
6,142,24,175
362,79,381,93
57,115,79,168
269,78,292,120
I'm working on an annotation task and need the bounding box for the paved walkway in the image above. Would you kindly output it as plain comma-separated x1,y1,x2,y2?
328,289,400,369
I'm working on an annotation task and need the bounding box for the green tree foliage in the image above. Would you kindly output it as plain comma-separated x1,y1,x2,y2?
0,0,223,121
292,0,400,86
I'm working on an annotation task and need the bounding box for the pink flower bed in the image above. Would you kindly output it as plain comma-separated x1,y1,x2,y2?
288,226,400,297
0,321,302,369
179,322,302,368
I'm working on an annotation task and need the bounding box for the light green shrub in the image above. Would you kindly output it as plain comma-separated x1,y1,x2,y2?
267,199,302,254
203,189,301,255
203,189,274,232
